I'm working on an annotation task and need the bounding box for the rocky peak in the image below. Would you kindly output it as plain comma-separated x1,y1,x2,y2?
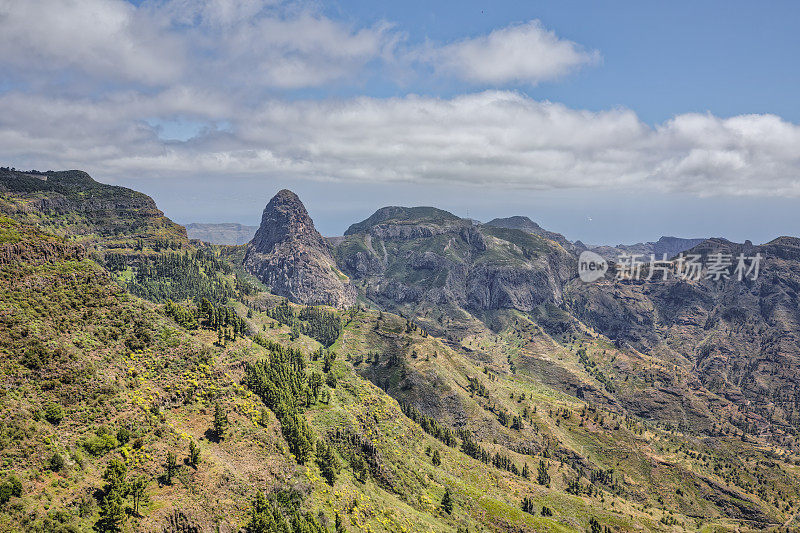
244,190,356,308
250,189,327,252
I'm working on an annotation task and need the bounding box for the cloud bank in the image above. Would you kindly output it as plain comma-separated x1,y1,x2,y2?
2,90,799,196
0,0,595,89
0,0,798,198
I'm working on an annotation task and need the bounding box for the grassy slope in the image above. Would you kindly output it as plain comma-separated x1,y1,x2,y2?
3,174,800,531
0,218,587,532
335,305,800,531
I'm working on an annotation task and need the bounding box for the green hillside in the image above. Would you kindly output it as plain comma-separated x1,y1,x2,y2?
1,172,799,532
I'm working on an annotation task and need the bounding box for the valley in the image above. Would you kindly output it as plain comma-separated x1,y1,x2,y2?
1,168,799,532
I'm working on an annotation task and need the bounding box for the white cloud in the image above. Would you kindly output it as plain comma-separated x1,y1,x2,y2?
0,0,396,89
0,0,184,85
2,90,798,197
0,3,594,90
425,20,600,84
0,1,797,200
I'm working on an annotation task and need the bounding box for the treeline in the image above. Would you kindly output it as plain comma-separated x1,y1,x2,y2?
401,403,529,478
267,299,342,347
244,340,315,463
244,338,341,485
400,403,458,447
116,250,256,305
458,430,521,476
244,490,333,533
164,298,247,342
328,428,391,488
197,298,247,338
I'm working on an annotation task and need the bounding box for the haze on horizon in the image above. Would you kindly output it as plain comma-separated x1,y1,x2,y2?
1,0,799,245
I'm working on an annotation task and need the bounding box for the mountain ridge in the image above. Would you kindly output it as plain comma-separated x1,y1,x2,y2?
3,173,800,531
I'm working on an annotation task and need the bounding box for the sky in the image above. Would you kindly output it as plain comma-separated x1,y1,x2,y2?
1,0,799,244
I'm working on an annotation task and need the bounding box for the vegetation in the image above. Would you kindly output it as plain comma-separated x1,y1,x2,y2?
244,342,315,463
267,299,343,347
1,172,799,532
213,402,229,439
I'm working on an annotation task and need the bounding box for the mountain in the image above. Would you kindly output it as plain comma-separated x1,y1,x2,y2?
344,205,463,236
331,204,800,445
244,189,356,307
334,206,576,337
585,235,708,261
186,222,259,245
0,168,251,305
5,169,800,531
566,236,800,440
652,235,709,257
484,215,575,250
0,168,188,252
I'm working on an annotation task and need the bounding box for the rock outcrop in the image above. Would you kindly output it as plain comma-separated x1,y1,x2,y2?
244,190,356,308
333,206,576,318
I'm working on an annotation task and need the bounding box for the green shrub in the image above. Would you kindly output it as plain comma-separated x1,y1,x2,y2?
83,433,118,456
49,452,65,472
116,428,131,445
44,403,64,424
0,475,22,503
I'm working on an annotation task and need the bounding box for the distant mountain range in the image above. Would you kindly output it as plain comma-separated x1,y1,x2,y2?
185,222,258,245
192,214,706,259
578,235,709,261
243,189,800,445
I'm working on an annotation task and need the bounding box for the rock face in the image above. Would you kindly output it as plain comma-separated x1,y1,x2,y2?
567,236,800,436
333,206,576,326
244,190,356,308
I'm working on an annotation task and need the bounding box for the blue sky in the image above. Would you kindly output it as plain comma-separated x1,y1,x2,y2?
322,1,800,123
241,0,799,124
1,0,799,243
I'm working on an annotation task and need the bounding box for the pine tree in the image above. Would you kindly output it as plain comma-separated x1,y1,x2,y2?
537,459,550,487
95,458,129,532
308,371,323,402
323,351,336,373
165,451,177,485
521,496,535,515
335,512,346,533
102,458,128,496
522,462,530,479
441,488,453,514
432,449,441,467
188,440,201,467
129,476,147,516
95,490,125,532
316,440,340,485
214,403,228,439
